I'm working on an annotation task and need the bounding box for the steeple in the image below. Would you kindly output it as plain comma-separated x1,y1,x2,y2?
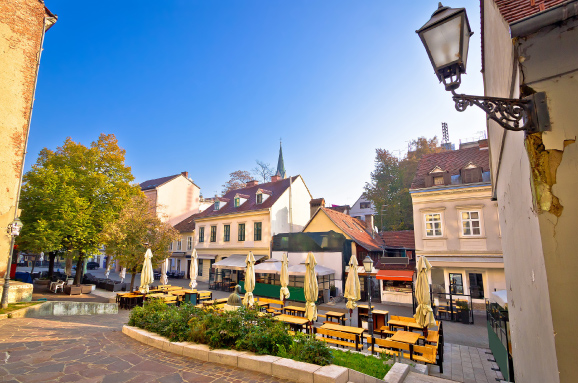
276,140,286,179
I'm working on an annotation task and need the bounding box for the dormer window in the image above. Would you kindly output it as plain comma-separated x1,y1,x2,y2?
434,176,444,186
460,163,483,184
425,166,449,187
256,193,263,204
234,198,240,207
256,189,271,204
214,201,220,210
233,194,248,207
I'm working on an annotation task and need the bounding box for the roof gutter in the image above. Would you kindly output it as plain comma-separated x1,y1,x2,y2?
510,0,578,37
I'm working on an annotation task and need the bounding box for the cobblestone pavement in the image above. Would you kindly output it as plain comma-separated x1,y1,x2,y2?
0,311,294,383
429,343,504,383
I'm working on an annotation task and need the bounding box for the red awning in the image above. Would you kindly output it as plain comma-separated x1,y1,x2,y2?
376,270,414,282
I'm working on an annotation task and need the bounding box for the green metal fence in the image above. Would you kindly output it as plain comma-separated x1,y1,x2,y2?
486,301,515,382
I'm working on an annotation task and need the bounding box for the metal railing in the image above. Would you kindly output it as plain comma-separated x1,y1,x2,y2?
486,300,515,381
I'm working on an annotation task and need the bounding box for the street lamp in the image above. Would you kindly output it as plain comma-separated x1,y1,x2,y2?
416,3,550,133
1,218,23,309
363,255,374,342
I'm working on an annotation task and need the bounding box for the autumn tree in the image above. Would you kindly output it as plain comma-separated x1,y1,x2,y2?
252,160,274,183
365,136,443,231
17,134,139,284
221,170,253,194
100,194,178,291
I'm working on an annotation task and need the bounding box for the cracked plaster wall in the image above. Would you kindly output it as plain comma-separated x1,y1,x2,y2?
0,1,48,278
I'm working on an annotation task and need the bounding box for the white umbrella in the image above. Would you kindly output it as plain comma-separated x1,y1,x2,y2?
242,252,256,307
189,249,198,289
414,256,436,328
160,258,169,286
139,249,154,294
104,257,112,278
304,252,318,322
280,253,290,301
39,252,44,262
119,268,126,283
344,254,361,318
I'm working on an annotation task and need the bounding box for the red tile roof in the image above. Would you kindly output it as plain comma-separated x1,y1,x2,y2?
195,176,300,219
379,230,415,249
173,213,202,233
410,147,490,189
318,208,383,252
494,0,568,24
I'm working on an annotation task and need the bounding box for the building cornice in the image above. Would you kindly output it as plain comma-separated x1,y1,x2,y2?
195,209,270,222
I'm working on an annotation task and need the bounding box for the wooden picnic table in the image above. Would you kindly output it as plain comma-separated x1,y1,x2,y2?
165,286,183,291
390,330,421,345
325,311,346,325
284,305,306,316
274,314,310,333
256,301,270,310
146,293,167,298
388,319,427,334
320,323,365,336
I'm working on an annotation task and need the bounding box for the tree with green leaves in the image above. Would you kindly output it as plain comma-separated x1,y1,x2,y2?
100,193,179,291
17,134,139,284
365,136,443,231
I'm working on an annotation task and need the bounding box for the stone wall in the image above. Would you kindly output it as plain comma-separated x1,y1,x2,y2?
0,281,32,304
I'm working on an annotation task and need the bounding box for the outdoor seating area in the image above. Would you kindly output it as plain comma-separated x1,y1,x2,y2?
117,285,204,310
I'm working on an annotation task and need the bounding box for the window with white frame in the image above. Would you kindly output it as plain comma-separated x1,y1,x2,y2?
461,211,481,236
187,236,193,250
425,213,442,237
168,242,173,251
177,239,182,251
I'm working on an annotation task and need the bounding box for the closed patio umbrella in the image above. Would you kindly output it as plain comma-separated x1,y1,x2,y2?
280,253,290,302
139,249,154,294
119,268,126,283
414,255,436,328
304,252,318,323
189,249,198,289
161,258,169,286
105,257,112,279
344,254,361,320
242,252,256,307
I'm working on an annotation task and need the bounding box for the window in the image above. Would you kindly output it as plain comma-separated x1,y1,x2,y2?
224,225,230,242
360,202,371,209
461,211,481,236
215,201,220,210
449,273,464,294
238,223,245,241
168,242,173,251
210,226,217,242
198,259,203,276
434,176,444,185
187,236,192,250
177,259,181,271
469,273,484,299
425,213,442,236
199,227,205,243
176,239,182,251
256,193,263,204
254,222,262,241
234,198,240,207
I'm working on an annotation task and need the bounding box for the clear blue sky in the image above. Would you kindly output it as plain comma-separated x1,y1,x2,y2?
30,1,486,205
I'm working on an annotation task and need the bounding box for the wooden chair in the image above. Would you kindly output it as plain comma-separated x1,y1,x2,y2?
315,328,361,351
376,326,396,338
389,315,406,331
258,298,284,315
368,337,411,358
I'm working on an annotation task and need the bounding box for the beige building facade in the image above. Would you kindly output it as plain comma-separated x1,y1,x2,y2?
410,144,505,307
0,1,56,280
482,1,578,381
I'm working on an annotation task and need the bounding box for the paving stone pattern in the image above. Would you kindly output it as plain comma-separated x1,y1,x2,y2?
429,343,504,383
0,312,294,383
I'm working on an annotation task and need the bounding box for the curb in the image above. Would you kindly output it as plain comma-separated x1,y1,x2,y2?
122,325,386,383
0,301,118,320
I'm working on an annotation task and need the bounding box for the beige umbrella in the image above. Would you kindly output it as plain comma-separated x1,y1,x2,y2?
160,258,169,285
280,253,290,302
304,252,318,322
242,252,256,307
344,254,361,320
119,267,126,283
414,255,436,328
139,249,154,294
104,257,112,279
189,249,198,289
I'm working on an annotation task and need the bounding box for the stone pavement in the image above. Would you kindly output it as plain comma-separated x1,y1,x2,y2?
429,343,504,383
0,311,294,383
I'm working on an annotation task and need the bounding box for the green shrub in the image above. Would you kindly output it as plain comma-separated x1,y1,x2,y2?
331,349,391,379
277,332,333,366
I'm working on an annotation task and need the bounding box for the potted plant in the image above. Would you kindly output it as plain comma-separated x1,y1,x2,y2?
329,284,337,298
457,301,471,324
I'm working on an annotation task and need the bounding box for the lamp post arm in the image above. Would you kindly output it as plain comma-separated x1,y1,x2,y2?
451,91,549,134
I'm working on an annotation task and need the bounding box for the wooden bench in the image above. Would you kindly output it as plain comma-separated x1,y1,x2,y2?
389,315,406,331
163,296,178,305
198,292,212,302
315,327,361,351
411,344,438,367
377,326,396,338
367,337,411,358
257,298,284,315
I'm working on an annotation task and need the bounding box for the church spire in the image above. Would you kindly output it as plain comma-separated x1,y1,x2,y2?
276,140,286,179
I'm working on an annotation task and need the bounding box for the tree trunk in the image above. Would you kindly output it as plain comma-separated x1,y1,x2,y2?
105,255,111,273
30,254,37,275
73,256,83,285
130,270,137,292
47,252,56,279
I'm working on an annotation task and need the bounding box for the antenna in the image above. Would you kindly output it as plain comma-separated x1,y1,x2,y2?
442,122,449,144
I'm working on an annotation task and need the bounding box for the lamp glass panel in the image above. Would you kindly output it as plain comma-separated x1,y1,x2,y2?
422,15,462,70
461,17,471,70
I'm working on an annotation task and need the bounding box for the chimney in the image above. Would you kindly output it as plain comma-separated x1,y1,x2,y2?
310,198,325,218
181,171,188,178
365,214,374,237
271,174,281,182
246,180,258,187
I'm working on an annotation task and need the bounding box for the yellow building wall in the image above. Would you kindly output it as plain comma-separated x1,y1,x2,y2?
303,210,351,240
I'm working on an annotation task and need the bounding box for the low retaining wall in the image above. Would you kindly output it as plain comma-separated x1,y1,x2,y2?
0,281,33,304
0,301,118,319
122,325,386,383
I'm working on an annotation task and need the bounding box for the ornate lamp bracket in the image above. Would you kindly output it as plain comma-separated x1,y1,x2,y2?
451,91,550,134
